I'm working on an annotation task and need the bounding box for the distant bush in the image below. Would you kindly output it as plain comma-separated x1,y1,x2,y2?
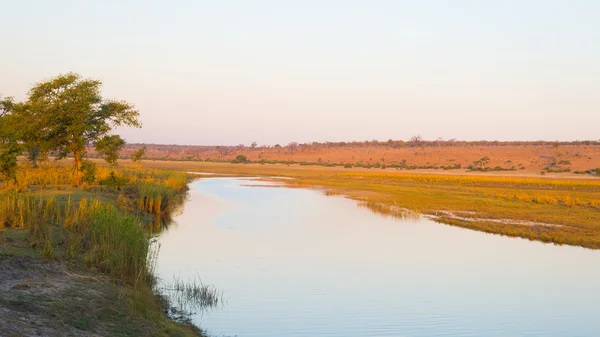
468,165,516,172
232,155,248,164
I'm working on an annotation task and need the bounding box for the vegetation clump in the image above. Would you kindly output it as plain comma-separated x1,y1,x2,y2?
1,74,204,335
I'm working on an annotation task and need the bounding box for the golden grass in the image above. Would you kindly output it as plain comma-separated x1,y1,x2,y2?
0,162,202,335
132,160,600,249
1,163,191,283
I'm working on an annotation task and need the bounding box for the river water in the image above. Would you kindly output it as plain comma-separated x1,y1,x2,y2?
155,177,600,337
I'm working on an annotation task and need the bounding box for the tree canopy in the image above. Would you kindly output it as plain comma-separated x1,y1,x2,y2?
0,73,141,184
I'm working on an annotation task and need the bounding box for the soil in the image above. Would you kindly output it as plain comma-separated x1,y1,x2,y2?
0,256,111,337
0,229,201,337
94,143,600,175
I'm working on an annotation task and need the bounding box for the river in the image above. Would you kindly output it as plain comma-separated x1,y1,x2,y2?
155,177,600,337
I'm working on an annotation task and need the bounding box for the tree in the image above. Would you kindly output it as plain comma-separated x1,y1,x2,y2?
473,156,490,170
0,95,15,117
9,101,52,168
288,142,299,153
95,135,125,166
409,135,423,148
251,142,257,149
233,155,248,163
0,96,21,182
131,146,147,162
26,73,140,184
0,139,20,183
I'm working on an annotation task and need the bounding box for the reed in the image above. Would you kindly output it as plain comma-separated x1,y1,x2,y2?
159,275,223,317
0,192,150,284
0,163,191,285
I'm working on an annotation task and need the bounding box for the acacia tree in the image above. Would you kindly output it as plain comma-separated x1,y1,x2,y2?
473,156,490,170
27,73,141,184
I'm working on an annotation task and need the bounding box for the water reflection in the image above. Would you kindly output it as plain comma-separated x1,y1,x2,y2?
156,178,600,337
357,201,422,221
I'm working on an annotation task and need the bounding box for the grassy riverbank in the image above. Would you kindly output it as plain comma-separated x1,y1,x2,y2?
130,160,600,249
0,163,203,336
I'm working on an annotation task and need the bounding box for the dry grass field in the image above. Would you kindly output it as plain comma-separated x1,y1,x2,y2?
116,159,600,249
109,143,600,175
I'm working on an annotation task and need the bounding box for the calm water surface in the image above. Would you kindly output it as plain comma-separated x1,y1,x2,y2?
155,178,600,337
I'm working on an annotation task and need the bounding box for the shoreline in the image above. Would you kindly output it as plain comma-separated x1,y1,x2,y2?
0,165,205,336
132,160,600,249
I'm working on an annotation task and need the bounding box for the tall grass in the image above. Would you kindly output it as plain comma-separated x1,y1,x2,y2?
0,163,190,285
9,163,189,191
131,182,179,215
76,201,149,284
1,163,190,265
0,192,150,284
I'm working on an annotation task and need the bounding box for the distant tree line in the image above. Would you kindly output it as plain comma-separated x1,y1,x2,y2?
103,137,600,161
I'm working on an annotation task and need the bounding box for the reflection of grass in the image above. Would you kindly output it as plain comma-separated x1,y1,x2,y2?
138,161,600,249
159,275,223,319
288,173,600,248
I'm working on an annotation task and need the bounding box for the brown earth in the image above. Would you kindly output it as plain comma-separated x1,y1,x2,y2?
100,143,600,174
0,229,202,337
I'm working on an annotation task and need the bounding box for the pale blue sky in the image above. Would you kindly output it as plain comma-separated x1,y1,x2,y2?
1,1,599,145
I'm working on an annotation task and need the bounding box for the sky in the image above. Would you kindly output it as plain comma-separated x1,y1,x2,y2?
1,0,599,146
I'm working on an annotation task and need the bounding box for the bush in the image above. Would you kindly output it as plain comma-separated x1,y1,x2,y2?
80,160,97,184
232,155,248,163
99,171,128,186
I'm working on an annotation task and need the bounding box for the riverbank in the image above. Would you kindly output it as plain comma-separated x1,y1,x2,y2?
124,160,600,249
0,232,201,336
0,164,204,336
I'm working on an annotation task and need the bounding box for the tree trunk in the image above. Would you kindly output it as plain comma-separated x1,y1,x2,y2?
29,145,40,169
73,151,82,186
